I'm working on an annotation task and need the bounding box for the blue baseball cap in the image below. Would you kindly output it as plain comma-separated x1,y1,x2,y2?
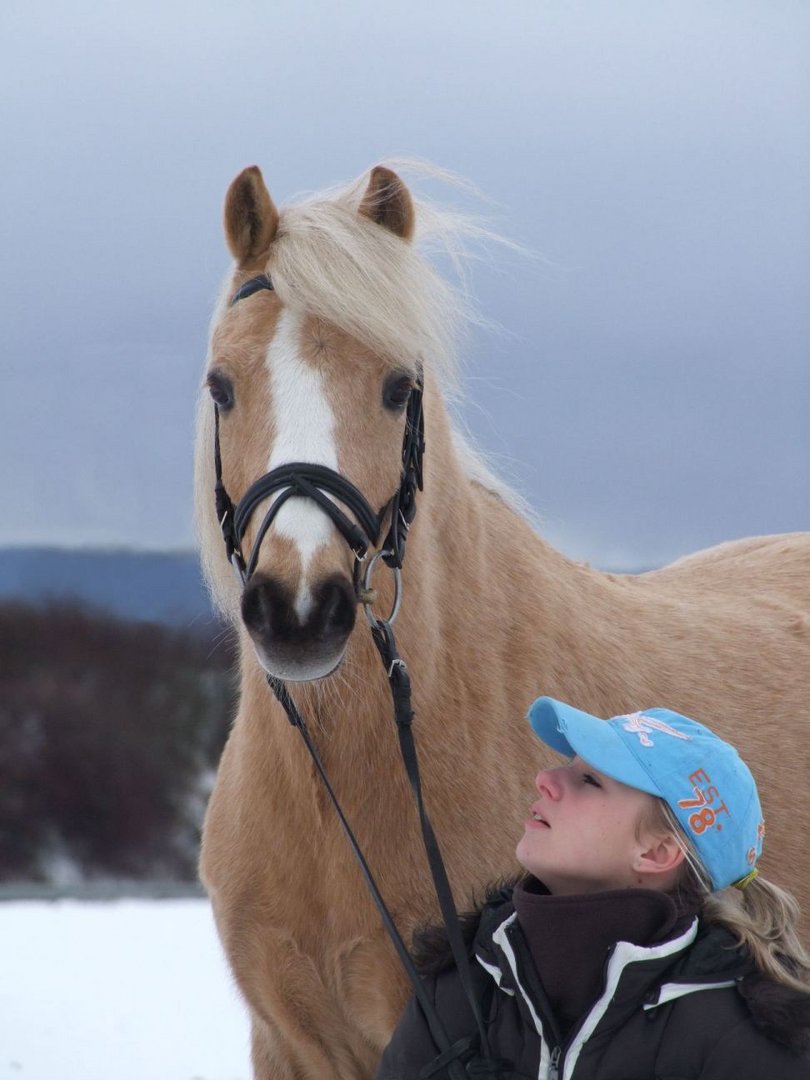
527,697,765,891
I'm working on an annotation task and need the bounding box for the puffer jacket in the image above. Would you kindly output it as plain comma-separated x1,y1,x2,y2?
376,885,810,1079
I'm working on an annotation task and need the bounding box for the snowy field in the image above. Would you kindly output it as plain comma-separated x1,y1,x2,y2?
0,897,251,1080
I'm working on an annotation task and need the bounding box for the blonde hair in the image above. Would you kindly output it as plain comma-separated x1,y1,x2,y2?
641,797,810,996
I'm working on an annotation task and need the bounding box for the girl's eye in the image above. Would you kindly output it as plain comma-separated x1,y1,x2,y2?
383,374,414,411
207,371,234,411
582,773,602,788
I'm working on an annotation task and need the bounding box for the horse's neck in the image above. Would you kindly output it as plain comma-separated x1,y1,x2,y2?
395,415,621,699
410,418,584,617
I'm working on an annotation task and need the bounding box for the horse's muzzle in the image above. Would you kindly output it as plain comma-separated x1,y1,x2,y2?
241,571,356,681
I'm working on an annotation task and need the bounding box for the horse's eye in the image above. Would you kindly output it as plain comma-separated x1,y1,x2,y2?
207,371,234,411
383,374,414,411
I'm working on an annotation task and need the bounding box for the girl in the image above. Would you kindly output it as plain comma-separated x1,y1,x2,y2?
376,699,810,1078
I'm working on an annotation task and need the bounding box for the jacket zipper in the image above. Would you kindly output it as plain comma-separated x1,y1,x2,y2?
502,922,568,1080
548,1044,562,1080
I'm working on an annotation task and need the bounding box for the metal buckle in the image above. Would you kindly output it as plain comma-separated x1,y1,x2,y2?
361,549,403,627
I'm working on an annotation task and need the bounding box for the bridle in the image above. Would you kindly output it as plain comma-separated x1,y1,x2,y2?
214,276,424,595
214,378,424,594
210,273,497,1077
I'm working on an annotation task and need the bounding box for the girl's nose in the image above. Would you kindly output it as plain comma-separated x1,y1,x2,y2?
535,767,565,801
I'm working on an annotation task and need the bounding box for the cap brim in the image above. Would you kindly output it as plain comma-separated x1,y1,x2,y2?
527,697,661,797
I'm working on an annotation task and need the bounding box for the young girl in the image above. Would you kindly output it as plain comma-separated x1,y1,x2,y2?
376,698,810,1079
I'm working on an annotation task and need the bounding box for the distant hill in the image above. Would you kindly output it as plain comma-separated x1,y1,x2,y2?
0,548,217,628
0,546,653,629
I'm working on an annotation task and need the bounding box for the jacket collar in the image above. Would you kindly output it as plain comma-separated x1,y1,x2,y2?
475,892,750,998
480,905,703,1014
477,907,703,1080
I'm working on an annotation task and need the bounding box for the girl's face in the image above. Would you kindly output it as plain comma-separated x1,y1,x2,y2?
516,757,660,895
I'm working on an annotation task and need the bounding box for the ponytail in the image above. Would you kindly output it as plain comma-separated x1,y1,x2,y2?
702,877,810,996
649,799,810,996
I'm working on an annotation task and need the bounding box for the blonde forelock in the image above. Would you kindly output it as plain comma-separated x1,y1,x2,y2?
257,162,507,393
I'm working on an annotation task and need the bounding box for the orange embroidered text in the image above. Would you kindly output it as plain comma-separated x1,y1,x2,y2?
677,768,731,835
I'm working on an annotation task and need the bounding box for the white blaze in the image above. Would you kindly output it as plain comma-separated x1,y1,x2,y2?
266,309,338,621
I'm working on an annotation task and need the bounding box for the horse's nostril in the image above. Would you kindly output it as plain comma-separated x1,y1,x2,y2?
241,575,293,638
311,576,356,641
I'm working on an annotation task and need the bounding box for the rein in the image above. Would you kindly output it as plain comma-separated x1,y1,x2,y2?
212,280,495,1076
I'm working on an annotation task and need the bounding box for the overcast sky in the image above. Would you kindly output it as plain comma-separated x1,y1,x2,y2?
2,1,808,569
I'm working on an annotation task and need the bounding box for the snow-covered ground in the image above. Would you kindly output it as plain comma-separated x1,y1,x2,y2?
0,898,251,1080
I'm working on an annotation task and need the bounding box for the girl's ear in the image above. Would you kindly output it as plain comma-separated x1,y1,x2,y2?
632,833,686,881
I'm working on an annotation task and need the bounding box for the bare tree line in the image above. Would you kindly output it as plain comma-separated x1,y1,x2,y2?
0,600,235,883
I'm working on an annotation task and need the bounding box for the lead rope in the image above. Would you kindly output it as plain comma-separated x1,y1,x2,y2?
266,674,477,1080
366,616,493,1065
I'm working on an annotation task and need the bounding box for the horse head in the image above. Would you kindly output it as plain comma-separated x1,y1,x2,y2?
196,164,450,682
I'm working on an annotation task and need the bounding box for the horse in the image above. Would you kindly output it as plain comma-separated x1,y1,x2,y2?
195,161,810,1079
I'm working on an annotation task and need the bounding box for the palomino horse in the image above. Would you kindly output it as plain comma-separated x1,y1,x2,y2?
196,162,810,1079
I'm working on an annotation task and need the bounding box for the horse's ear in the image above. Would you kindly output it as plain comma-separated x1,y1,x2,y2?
224,166,279,264
359,166,415,241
